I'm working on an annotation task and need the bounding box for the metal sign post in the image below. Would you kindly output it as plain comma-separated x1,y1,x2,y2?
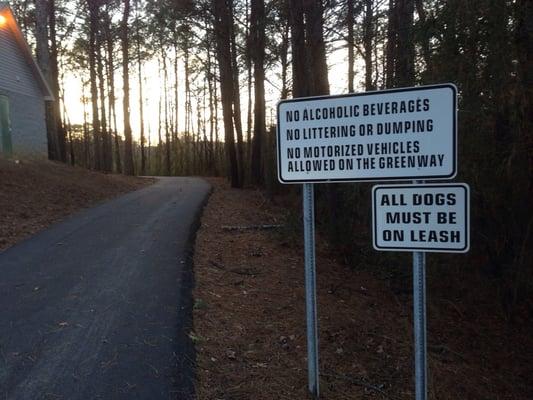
413,179,428,400
413,250,427,400
372,182,470,400
413,251,427,400
303,183,320,398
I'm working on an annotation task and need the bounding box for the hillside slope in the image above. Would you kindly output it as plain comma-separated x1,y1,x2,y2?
193,179,533,399
0,159,151,251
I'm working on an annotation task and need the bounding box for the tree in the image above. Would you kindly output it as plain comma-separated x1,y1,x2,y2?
394,0,414,86
213,0,240,187
103,9,122,173
48,0,67,162
35,0,60,161
250,0,265,184
385,0,397,88
304,0,329,95
87,0,102,170
230,1,245,184
288,0,307,97
96,25,112,172
363,0,374,90
121,0,135,175
346,0,355,92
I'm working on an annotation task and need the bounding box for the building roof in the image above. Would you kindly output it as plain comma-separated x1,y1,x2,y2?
0,2,54,100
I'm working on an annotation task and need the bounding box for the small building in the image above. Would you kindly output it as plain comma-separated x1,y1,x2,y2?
0,2,53,157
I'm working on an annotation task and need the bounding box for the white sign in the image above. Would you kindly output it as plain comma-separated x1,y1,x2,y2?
277,84,457,183
372,183,469,253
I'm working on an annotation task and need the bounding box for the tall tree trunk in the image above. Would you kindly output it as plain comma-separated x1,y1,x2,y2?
96,33,111,172
104,15,121,173
214,0,240,187
113,120,122,173
48,0,66,162
385,0,397,88
245,0,253,162
202,78,208,171
147,124,152,173
280,9,290,99
172,44,179,174
363,0,374,90
304,0,329,95
35,0,60,161
162,50,171,176
213,60,220,171
61,95,74,165
250,0,265,184
414,0,432,81
136,3,146,175
289,0,308,97
88,0,102,169
514,0,532,173
121,0,135,175
206,39,215,173
157,61,163,174
508,0,533,313
230,1,245,184
184,47,191,173
347,0,355,93
394,0,415,86
82,81,89,168
373,13,380,88
502,0,533,312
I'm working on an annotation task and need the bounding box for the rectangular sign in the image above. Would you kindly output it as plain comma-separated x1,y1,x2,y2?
372,183,469,253
277,84,457,183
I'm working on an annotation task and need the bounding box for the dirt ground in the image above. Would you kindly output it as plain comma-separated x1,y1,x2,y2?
193,178,533,399
0,158,151,251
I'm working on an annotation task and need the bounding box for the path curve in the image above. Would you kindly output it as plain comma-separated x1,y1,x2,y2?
0,177,211,400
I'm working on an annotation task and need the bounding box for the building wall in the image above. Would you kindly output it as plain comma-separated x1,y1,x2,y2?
0,88,47,155
0,17,48,156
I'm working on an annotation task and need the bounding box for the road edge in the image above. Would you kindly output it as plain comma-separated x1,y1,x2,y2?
176,179,213,399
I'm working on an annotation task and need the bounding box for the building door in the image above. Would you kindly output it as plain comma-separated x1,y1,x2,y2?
0,95,12,155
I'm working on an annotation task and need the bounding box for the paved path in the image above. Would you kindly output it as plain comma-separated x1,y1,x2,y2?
0,177,211,400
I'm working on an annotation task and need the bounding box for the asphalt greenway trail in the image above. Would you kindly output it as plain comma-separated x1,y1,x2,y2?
0,177,211,400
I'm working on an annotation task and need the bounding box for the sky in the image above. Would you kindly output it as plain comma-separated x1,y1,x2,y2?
61,45,362,144
2,0,379,145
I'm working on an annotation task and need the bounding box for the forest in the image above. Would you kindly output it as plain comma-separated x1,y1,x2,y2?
10,0,533,316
